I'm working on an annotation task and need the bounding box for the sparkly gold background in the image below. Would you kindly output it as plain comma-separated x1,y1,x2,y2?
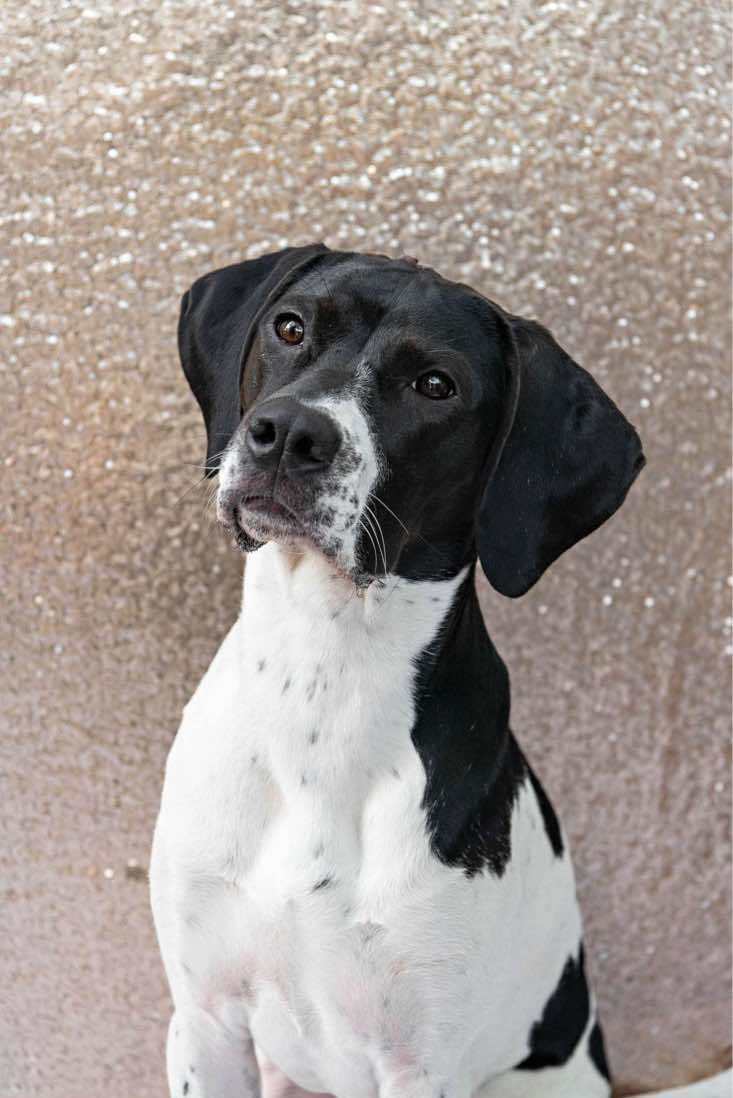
1,2,730,1095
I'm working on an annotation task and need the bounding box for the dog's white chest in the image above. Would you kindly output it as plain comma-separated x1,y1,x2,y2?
152,547,481,1093
152,546,584,1096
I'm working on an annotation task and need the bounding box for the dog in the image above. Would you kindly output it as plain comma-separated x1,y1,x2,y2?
151,244,646,1098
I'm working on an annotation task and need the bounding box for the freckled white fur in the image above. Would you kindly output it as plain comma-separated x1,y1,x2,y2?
151,544,609,1098
305,395,382,573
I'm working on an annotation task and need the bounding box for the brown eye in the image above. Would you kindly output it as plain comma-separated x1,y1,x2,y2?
413,371,455,400
274,314,304,345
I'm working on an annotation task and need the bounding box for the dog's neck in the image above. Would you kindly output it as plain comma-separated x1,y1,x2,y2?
235,542,514,875
233,543,475,799
238,544,509,742
240,541,471,644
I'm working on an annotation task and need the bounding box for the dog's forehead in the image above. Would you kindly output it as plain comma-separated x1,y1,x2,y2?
289,253,488,348
291,254,414,307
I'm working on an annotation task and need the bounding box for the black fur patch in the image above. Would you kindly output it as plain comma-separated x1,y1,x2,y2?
588,1020,611,1080
411,573,527,878
526,763,564,858
516,945,590,1071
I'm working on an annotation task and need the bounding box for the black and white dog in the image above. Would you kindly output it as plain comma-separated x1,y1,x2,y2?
151,244,645,1098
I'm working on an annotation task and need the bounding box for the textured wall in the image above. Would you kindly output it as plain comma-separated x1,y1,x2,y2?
1,1,730,1095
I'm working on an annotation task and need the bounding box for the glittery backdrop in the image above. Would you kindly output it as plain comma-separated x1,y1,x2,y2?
1,2,730,1095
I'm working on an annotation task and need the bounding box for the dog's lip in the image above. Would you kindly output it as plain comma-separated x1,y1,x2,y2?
239,494,304,526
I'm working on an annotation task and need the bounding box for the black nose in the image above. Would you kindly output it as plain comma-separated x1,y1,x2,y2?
246,398,342,476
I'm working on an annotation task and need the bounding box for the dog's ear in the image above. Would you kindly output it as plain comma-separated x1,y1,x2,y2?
178,243,329,473
477,311,645,597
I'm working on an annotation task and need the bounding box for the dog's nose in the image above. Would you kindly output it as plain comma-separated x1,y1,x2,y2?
246,398,342,476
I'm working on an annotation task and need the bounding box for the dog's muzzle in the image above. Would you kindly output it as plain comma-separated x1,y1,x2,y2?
217,397,345,553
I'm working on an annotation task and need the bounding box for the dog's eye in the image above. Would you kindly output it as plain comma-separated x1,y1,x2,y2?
274,314,305,345
412,371,455,400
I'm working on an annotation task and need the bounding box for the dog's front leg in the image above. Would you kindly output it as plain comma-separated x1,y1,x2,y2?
166,1008,261,1098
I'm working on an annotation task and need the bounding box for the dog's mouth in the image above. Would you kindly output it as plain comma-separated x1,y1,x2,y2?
239,494,306,536
217,474,363,574
219,487,320,554
241,494,302,525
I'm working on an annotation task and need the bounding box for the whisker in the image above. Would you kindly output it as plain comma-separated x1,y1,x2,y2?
369,491,452,563
370,506,389,573
178,446,229,464
362,503,388,575
173,474,211,508
178,461,222,470
368,492,410,538
360,508,384,575
362,500,386,554
357,516,379,574
202,479,220,523
186,447,231,471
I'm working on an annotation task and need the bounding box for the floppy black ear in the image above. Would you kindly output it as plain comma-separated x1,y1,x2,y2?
178,243,329,473
477,313,645,597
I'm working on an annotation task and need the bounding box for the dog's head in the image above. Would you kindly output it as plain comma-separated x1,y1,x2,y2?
179,244,644,595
